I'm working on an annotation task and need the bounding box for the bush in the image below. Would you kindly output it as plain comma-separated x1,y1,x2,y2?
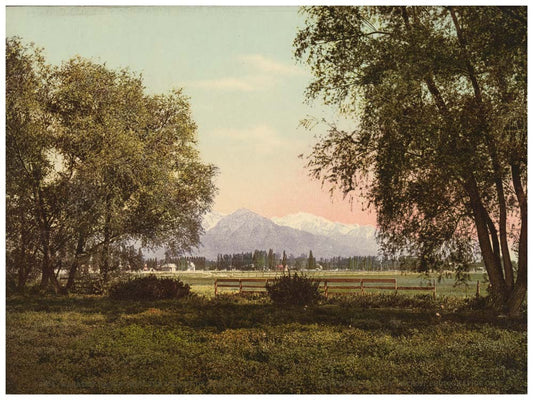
331,293,439,310
266,272,321,306
70,273,108,295
108,275,190,301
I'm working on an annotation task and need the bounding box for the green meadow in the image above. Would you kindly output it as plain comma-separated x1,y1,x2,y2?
167,270,489,298
6,271,525,394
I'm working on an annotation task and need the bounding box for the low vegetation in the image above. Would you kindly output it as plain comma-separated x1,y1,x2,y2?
108,275,191,301
266,272,320,306
6,292,526,394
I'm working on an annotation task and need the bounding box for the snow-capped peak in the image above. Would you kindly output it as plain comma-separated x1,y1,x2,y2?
272,212,363,236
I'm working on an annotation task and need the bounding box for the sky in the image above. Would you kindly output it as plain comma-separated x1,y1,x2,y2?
6,6,377,226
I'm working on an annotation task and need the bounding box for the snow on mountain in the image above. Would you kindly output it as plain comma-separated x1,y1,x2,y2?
273,212,354,235
272,212,376,239
272,212,378,256
201,210,226,231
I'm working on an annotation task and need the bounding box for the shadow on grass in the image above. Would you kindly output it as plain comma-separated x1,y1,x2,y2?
6,293,526,336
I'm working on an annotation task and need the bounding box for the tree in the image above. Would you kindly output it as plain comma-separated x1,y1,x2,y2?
267,249,275,270
252,250,266,269
295,6,526,315
307,250,316,269
282,250,287,268
5,37,67,291
6,38,49,290
6,37,217,292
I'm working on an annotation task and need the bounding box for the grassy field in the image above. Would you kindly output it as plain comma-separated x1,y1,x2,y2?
6,277,526,394
153,270,489,298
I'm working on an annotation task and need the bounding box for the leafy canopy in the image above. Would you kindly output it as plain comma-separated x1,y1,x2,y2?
295,6,526,270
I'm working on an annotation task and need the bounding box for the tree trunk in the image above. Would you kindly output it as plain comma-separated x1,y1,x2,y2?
39,229,52,290
35,187,61,293
464,177,507,303
507,276,526,318
16,207,30,290
39,244,61,293
496,177,515,290
506,163,527,317
101,195,112,282
65,233,86,291
16,245,28,291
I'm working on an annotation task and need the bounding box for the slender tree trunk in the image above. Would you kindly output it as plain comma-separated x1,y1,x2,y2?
495,176,515,290
16,208,30,290
101,195,112,282
464,177,507,303
40,253,51,289
481,206,502,270
38,221,54,290
65,233,86,291
506,164,527,317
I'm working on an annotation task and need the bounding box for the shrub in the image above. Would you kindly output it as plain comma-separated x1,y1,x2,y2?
331,293,439,310
108,275,190,301
70,273,108,295
266,272,321,306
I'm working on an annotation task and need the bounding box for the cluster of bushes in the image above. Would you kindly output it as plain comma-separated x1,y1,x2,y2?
108,275,190,300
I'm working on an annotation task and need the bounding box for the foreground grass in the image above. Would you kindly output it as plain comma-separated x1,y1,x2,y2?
6,294,526,394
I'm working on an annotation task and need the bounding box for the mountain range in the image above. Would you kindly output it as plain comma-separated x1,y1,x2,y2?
191,208,379,259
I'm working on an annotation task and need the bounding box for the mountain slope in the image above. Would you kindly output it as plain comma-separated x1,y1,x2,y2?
201,210,226,231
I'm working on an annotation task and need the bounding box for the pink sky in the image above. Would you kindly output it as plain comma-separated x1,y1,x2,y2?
212,162,377,226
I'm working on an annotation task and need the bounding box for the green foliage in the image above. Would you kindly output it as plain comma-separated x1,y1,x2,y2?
68,271,126,296
108,275,191,301
6,37,217,293
266,272,321,306
69,274,108,296
294,6,527,313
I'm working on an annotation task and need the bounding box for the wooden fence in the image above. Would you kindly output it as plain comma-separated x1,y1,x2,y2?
214,277,436,298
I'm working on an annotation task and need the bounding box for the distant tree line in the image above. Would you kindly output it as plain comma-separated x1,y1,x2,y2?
183,250,484,273
89,248,486,274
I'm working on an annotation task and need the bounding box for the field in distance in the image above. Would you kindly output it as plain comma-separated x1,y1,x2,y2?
146,270,488,298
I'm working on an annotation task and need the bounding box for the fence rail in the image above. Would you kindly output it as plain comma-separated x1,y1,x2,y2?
214,277,436,298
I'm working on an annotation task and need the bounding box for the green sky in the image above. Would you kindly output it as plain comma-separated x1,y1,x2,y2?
6,6,376,225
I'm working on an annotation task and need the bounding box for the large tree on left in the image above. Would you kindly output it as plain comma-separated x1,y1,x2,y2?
6,37,217,292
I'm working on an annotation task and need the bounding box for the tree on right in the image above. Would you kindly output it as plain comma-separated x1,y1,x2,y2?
295,6,526,315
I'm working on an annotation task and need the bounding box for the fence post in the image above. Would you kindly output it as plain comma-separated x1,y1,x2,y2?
239,279,242,294
476,280,480,298
324,280,328,299
214,279,218,296
360,279,364,294
394,278,398,295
